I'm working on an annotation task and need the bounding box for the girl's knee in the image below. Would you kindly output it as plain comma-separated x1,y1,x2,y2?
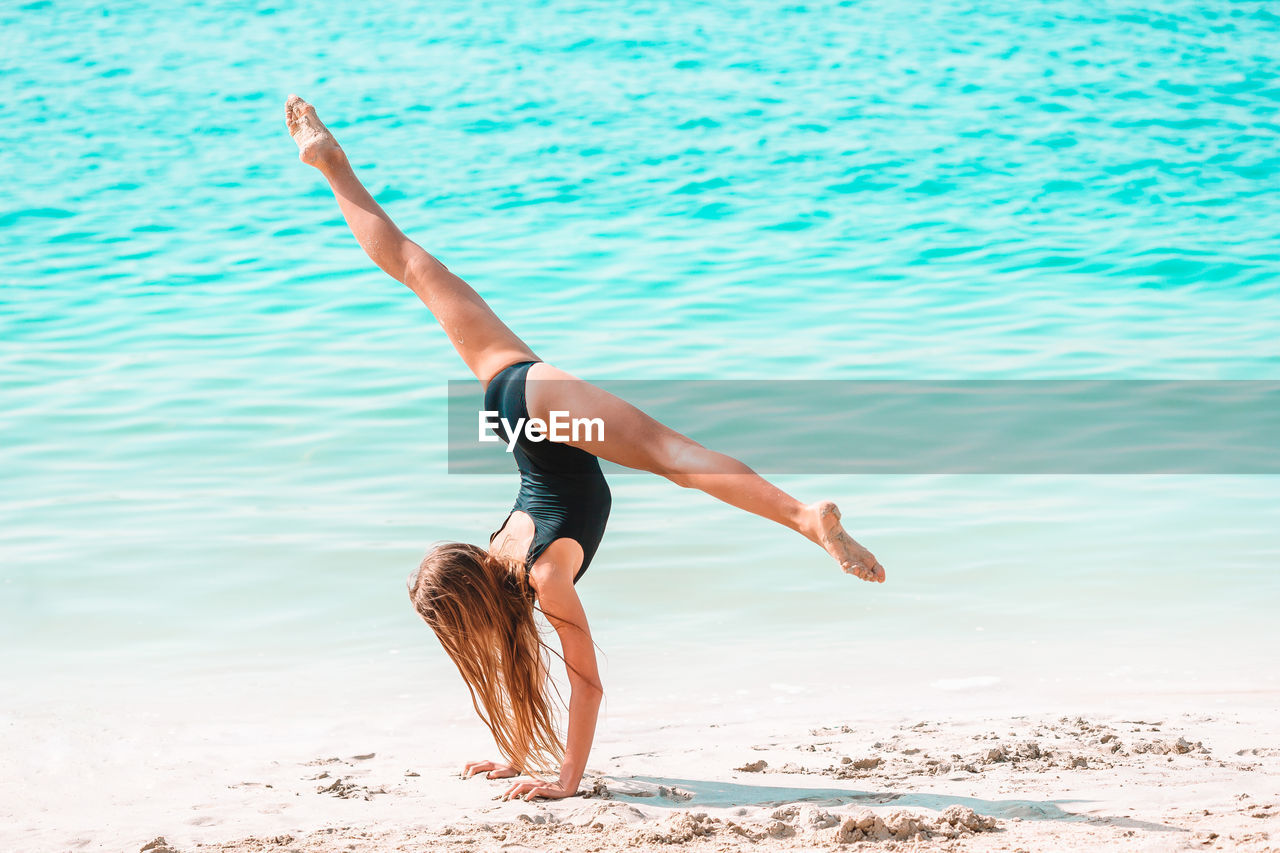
655,437,704,487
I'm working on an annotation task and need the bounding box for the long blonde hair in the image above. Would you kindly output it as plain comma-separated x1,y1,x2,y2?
408,542,564,773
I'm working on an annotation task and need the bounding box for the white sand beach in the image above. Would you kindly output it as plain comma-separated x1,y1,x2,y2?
7,671,1277,853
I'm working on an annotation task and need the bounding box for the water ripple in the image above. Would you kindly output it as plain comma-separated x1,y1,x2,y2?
2,0,1279,678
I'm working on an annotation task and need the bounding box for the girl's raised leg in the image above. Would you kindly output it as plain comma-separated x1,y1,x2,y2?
285,95,536,386
285,96,882,582
525,365,885,582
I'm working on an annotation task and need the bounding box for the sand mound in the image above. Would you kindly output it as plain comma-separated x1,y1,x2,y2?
454,801,1001,848
797,714,1216,782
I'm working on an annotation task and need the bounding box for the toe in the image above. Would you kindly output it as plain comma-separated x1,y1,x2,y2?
285,96,303,131
845,561,877,582
288,95,316,126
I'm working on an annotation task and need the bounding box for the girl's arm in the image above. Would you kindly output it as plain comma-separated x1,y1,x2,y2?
501,558,603,800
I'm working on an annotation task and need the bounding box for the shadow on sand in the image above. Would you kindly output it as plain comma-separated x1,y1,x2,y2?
596,775,1180,833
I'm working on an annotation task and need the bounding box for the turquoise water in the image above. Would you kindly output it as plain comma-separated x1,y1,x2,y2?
3,1,1280,708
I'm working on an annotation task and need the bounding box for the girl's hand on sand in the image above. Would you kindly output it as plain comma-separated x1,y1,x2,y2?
462,759,519,780
500,777,577,801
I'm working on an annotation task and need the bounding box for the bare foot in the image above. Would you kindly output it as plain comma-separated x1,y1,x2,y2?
285,94,343,169
804,501,885,583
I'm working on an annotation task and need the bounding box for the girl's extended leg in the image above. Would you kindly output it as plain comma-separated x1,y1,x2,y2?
285,96,536,386
285,96,882,582
525,365,885,582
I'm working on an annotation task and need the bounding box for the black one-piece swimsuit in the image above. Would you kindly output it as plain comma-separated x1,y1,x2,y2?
483,361,611,584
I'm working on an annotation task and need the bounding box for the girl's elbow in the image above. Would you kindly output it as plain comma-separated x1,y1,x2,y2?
575,677,604,699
